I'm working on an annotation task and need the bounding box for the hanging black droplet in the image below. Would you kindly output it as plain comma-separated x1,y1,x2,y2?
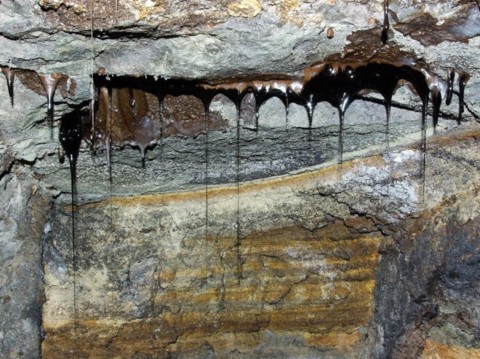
39,73,63,130
431,87,442,131
457,71,471,125
60,112,83,164
445,68,455,106
1,67,15,107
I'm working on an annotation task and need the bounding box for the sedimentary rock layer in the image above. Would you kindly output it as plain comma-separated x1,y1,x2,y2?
43,162,382,358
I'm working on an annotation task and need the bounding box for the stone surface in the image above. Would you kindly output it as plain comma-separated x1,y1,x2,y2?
43,186,381,357
41,123,480,358
0,0,479,180
0,172,50,359
422,340,480,358
0,0,479,358
370,128,480,358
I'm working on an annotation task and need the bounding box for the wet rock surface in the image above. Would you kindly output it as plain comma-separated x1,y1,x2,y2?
0,0,479,358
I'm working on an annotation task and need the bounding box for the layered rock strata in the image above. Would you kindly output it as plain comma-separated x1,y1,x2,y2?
0,1,479,358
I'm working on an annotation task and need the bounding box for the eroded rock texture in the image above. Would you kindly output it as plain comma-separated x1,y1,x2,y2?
0,0,480,358
39,126,480,358
44,179,381,358
0,172,49,358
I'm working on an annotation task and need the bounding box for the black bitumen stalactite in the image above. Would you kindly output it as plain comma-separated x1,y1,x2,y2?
0,59,470,182
0,56,453,189
59,111,82,205
458,71,471,125
78,58,471,208
58,109,82,357
431,87,442,131
38,73,63,135
382,0,390,45
204,103,210,247
236,96,242,283
107,85,113,181
446,68,455,106
1,66,15,107
76,61,468,273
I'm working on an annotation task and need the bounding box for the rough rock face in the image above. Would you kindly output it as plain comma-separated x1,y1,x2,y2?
0,172,49,358
0,0,480,358
40,125,480,358
43,172,381,358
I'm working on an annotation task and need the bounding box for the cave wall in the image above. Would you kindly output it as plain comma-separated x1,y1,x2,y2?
39,128,480,359
0,171,49,358
44,167,382,358
0,1,480,358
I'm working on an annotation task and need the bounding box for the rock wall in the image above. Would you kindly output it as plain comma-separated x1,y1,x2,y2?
373,129,480,358
40,125,480,358
0,0,479,358
0,170,50,358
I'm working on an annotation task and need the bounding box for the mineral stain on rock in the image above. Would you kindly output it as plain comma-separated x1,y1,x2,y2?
393,2,480,46
227,0,262,18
